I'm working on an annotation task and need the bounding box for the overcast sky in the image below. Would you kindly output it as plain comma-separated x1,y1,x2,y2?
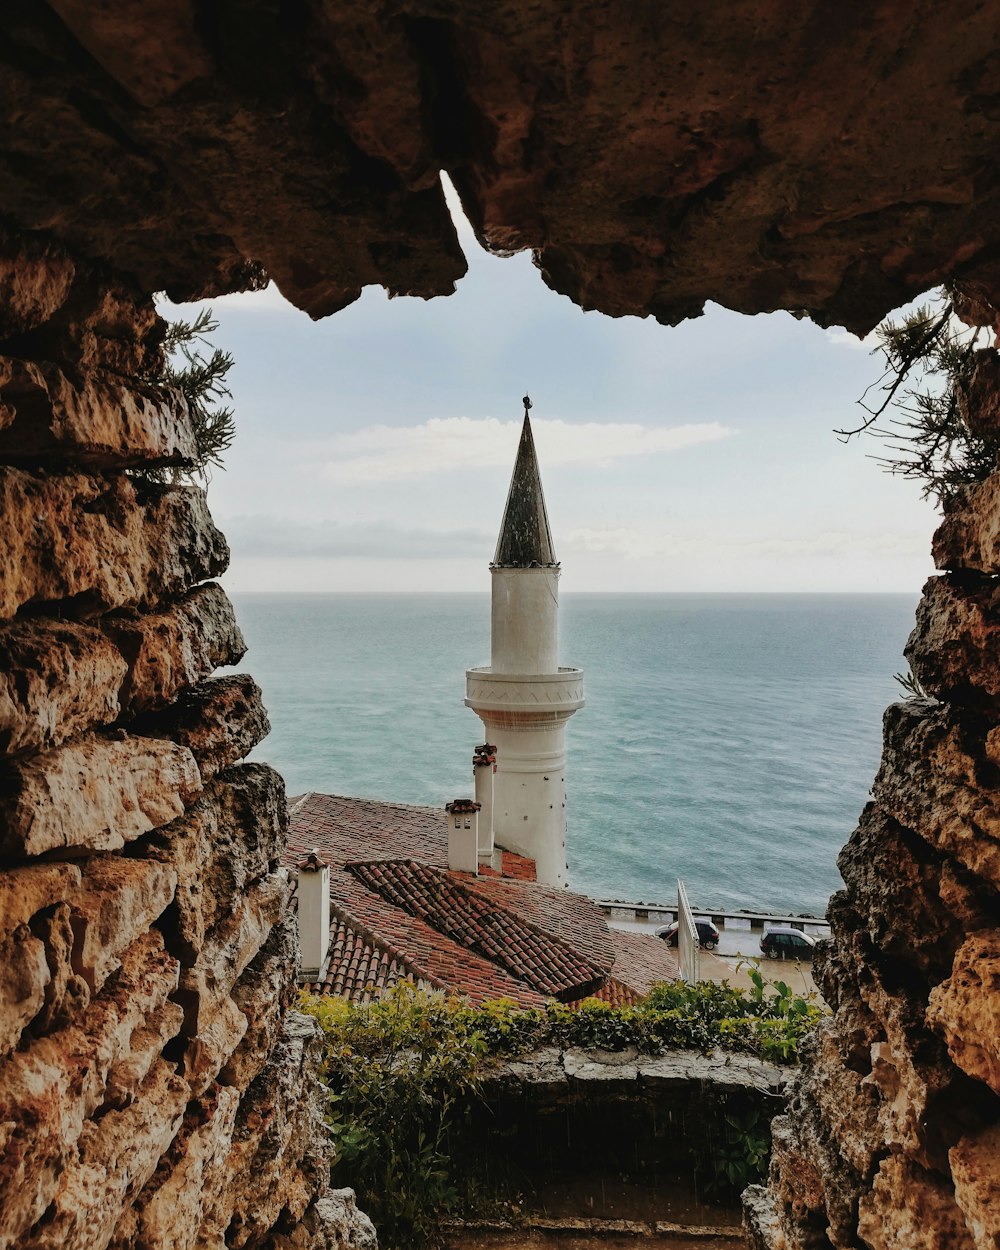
164,180,938,594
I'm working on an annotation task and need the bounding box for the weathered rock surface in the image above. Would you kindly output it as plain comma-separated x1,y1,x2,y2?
0,357,196,467
104,582,246,716
906,574,1000,706
266,1190,378,1250
927,931,1000,1096
0,617,126,753
950,1122,1000,1250
175,872,288,1035
19,1059,189,1250
0,927,50,1057
142,673,271,780
0,734,202,857
5,3,1000,331
0,231,76,338
0,255,353,1250
0,469,228,619
871,701,1000,889
141,765,286,960
70,855,179,993
857,1155,978,1250
933,472,1000,574
0,931,179,1250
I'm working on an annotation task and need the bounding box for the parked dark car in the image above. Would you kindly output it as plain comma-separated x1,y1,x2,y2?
655,919,720,950
760,927,817,960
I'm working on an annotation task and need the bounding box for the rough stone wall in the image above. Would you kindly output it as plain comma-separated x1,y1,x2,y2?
744,354,1000,1249
0,233,375,1250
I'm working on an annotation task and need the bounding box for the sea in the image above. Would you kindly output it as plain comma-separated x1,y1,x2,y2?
229,592,919,917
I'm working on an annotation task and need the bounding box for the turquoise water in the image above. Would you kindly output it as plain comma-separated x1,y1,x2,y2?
230,592,917,916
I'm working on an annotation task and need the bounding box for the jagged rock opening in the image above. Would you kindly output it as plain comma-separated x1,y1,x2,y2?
0,6,999,1249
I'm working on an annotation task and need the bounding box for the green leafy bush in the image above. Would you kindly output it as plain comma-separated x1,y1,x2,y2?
300,973,825,1247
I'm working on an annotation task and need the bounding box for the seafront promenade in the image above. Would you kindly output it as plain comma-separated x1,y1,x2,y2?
599,899,830,1000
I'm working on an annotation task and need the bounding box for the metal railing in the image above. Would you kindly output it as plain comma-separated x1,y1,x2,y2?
676,878,700,984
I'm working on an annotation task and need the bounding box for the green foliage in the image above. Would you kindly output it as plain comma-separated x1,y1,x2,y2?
893,668,932,700
701,1108,771,1199
301,974,826,1248
840,293,998,507
144,306,236,485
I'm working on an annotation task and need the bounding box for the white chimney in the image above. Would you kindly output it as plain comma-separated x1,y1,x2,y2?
296,849,330,979
446,799,480,874
473,743,496,864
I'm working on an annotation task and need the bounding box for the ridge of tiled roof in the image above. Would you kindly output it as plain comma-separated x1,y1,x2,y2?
469,872,614,973
346,858,606,1001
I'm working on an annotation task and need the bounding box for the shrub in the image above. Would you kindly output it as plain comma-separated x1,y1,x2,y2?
300,972,825,1248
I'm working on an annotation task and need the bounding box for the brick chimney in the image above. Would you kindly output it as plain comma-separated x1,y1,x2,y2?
296,849,330,979
445,799,480,874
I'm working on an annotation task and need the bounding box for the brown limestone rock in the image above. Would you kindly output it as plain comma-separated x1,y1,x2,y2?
70,855,179,993
109,1084,241,1250
0,469,228,620
765,1078,864,1250
0,617,126,754
175,872,288,1035
141,764,286,960
0,357,196,467
906,575,1000,706
837,804,995,979
104,1001,185,1110
0,232,76,338
872,701,1000,889
265,1190,378,1250
927,931,1000,1096
0,931,179,1250
141,673,270,781
950,1122,1000,1250
104,582,246,717
957,349,1000,440
934,472,1000,574
179,995,248,1098
0,734,202,857
221,914,298,1093
0,862,82,930
208,1014,332,1249
19,1058,189,1250
32,901,91,1035
0,927,49,1058
857,1155,977,1250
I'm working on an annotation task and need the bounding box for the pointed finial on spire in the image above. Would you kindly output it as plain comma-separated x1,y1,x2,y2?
492,397,558,568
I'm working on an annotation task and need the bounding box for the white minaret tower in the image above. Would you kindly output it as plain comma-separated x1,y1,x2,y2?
465,398,585,887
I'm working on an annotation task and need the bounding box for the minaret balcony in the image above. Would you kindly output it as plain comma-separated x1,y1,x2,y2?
465,666,585,716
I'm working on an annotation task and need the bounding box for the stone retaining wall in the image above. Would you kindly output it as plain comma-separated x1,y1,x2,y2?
744,348,1000,1249
471,1046,787,1210
0,234,374,1250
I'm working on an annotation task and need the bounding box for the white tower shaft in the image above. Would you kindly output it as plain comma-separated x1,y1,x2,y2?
465,407,584,888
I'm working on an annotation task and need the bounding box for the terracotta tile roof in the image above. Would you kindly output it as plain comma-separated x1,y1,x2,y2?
566,977,641,1009
286,793,675,1009
346,859,607,1001
606,928,679,996
306,912,417,1002
469,873,614,975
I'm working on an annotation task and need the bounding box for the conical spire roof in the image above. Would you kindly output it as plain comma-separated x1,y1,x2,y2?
492,400,558,568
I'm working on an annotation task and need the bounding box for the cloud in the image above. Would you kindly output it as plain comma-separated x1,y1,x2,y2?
826,327,880,352
221,514,492,560
564,525,927,562
312,416,734,483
